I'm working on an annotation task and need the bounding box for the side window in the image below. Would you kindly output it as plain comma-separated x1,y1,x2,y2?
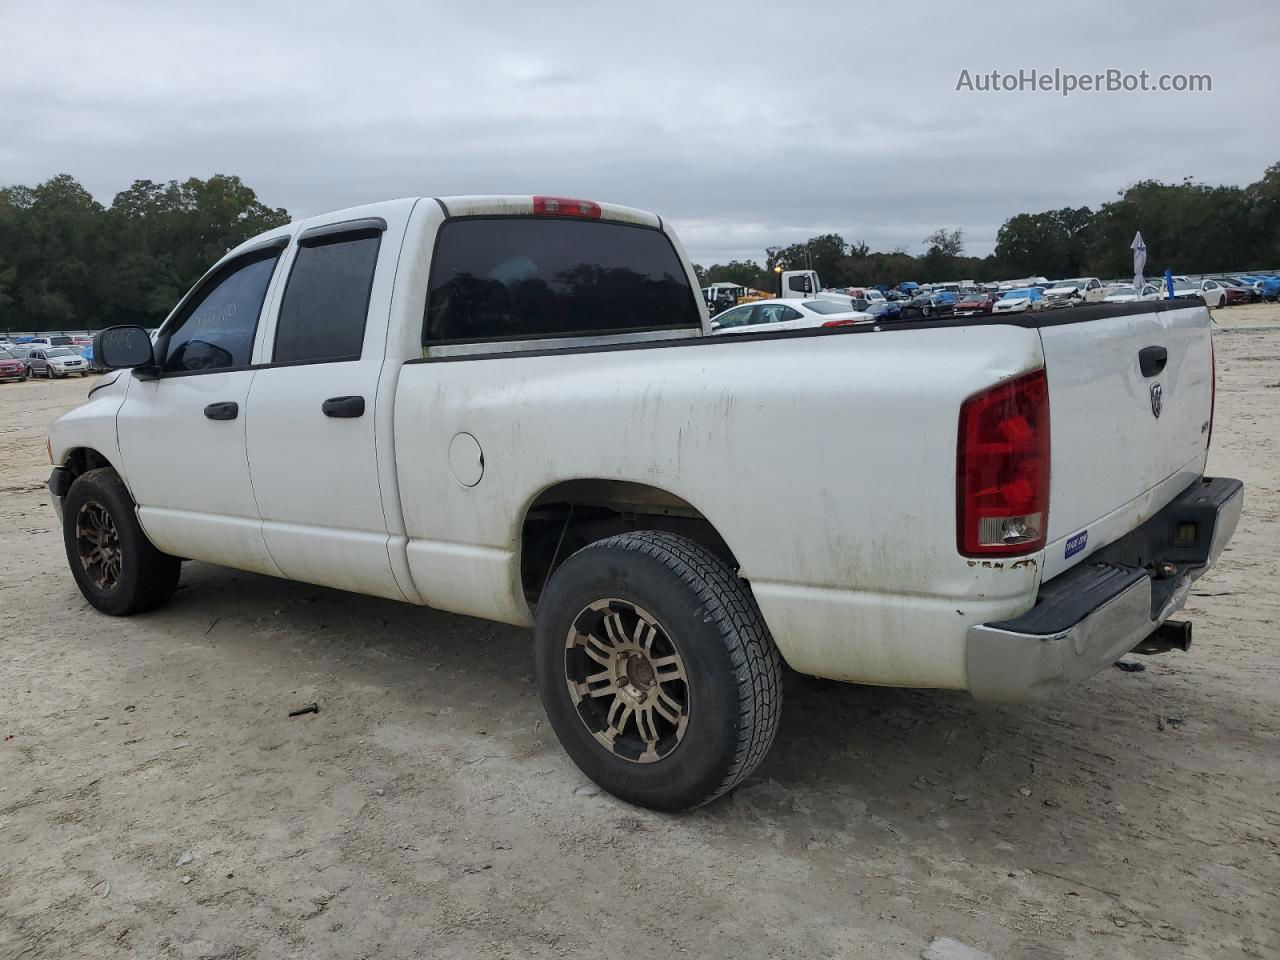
756,304,801,325
714,305,756,329
164,251,280,373
274,231,381,364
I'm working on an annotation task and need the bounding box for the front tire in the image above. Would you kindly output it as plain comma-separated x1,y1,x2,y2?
534,531,782,810
62,468,181,616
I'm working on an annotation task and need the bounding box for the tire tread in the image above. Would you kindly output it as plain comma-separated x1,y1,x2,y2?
581,530,782,806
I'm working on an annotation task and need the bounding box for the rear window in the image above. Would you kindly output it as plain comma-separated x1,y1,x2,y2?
424,218,699,344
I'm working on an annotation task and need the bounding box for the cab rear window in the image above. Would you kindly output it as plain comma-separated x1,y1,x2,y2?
424,217,699,344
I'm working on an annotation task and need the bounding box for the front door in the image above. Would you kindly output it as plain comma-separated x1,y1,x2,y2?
116,245,285,575
245,209,409,601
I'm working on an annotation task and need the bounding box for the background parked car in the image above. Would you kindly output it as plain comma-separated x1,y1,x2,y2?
1236,274,1280,301
858,300,903,322
0,348,28,382
1042,277,1106,307
25,346,91,378
898,292,956,320
711,298,871,334
952,292,999,316
1209,278,1253,305
1103,283,1162,303
992,287,1044,314
1171,279,1226,307
74,343,97,369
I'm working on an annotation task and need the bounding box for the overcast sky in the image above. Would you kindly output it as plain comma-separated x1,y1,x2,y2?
2,0,1277,264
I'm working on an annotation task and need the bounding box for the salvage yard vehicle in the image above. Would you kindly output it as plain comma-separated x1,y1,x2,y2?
1042,277,1107,308
1103,283,1162,304
951,292,999,317
0,348,28,382
1172,279,1227,307
46,195,1242,811
993,286,1044,313
1212,278,1257,304
26,347,90,378
711,298,871,334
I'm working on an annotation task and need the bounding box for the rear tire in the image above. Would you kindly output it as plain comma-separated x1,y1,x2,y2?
62,467,181,616
534,531,782,810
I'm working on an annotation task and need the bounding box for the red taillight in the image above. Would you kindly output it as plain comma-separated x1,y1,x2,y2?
822,318,861,328
532,196,601,219
1208,338,1216,449
957,369,1050,556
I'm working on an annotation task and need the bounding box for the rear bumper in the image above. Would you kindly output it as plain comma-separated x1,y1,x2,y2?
966,476,1243,702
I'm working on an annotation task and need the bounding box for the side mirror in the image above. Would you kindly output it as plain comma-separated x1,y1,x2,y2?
710,320,722,330
94,325,156,372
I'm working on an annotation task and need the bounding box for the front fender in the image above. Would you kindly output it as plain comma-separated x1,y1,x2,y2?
47,371,130,483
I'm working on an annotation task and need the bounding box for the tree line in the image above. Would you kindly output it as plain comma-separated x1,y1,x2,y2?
2,163,1278,332
694,161,1280,291
0,174,288,332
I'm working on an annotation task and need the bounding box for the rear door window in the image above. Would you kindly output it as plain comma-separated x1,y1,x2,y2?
756,304,802,325
274,232,381,363
424,217,699,344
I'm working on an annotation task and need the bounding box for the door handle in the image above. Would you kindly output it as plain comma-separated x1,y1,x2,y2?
203,401,239,421
1138,345,1168,377
322,395,365,418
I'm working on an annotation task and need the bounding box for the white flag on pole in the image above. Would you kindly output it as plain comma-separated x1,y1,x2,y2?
1131,231,1147,291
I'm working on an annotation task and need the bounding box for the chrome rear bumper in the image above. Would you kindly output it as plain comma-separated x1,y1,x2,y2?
966,477,1243,702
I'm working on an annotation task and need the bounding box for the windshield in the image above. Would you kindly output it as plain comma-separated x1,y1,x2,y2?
1109,286,1136,295
1054,278,1087,287
46,348,75,357
801,300,854,315
0,350,13,360
1002,289,1033,298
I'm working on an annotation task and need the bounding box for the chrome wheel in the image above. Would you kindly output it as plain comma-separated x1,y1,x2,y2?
564,599,690,763
75,500,122,592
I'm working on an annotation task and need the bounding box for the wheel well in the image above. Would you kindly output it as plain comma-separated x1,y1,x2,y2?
63,447,116,481
519,480,736,606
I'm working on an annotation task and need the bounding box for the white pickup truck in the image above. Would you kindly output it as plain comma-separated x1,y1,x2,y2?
48,195,1242,810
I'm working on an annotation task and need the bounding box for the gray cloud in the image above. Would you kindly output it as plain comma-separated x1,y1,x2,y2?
2,0,1275,264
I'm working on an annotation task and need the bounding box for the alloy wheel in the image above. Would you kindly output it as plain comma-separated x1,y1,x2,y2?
564,599,690,763
75,500,123,592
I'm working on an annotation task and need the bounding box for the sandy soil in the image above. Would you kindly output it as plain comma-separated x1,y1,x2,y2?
2,324,1278,960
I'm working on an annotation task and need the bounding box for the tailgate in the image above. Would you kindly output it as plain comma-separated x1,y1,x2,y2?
1037,303,1213,574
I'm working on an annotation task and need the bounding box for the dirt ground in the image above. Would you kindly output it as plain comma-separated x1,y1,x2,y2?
2,313,1278,960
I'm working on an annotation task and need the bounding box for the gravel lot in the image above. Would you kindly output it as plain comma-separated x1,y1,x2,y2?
2,313,1278,960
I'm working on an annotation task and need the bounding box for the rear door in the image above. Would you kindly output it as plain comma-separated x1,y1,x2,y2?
1037,304,1213,571
245,206,411,601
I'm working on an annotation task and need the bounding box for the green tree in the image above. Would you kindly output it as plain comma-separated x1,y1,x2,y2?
0,172,290,332
1085,179,1253,278
702,259,770,290
766,233,849,286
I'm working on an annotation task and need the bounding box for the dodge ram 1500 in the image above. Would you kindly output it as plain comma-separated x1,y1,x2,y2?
47,195,1242,809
